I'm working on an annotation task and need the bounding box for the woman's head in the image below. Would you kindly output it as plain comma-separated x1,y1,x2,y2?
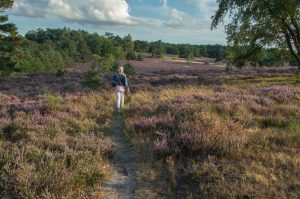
118,66,124,73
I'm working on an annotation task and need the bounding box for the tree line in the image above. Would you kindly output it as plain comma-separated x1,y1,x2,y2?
0,27,228,75
1,28,294,76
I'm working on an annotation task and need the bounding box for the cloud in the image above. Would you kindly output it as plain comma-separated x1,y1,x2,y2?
186,0,217,19
12,0,48,18
160,0,168,9
11,0,143,26
163,8,209,29
10,0,216,31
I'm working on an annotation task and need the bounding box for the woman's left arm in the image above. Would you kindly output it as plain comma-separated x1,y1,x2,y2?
124,74,128,87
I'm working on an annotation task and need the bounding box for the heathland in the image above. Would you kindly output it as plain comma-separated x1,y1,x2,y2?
0,54,299,198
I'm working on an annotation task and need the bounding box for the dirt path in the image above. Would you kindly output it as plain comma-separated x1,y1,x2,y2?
102,114,170,199
102,114,139,198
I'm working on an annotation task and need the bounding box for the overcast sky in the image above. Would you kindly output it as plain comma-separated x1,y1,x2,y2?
7,0,227,44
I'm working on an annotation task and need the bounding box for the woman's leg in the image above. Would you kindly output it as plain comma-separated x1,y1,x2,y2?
116,92,121,110
121,92,125,108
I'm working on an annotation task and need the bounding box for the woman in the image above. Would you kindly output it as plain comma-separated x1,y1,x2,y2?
112,66,129,113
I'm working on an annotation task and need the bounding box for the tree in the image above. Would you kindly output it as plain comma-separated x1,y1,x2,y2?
122,34,134,53
0,0,19,74
150,40,165,58
165,44,179,55
178,44,194,58
77,40,91,62
101,38,114,56
134,40,150,52
86,33,103,55
211,0,300,69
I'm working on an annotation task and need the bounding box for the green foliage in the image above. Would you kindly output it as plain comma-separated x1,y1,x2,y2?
122,34,134,53
126,51,136,60
41,48,65,71
258,49,288,67
77,40,92,62
100,54,115,74
112,62,120,72
14,48,44,72
165,44,179,55
134,40,150,52
83,54,107,89
0,0,20,75
10,25,293,76
101,38,114,56
212,0,300,68
136,53,144,61
150,40,165,58
113,46,126,60
13,37,68,73
112,62,136,75
83,70,102,89
226,46,258,69
83,71,102,89
163,42,229,61
179,45,194,59
56,67,67,77
86,33,103,55
124,62,136,76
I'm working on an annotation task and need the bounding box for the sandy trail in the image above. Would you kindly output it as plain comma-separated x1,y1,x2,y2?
102,114,139,198
102,113,172,199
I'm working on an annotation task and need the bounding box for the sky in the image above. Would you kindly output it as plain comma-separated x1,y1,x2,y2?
7,0,227,44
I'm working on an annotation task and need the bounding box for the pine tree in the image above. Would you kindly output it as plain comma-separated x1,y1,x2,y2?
0,0,19,74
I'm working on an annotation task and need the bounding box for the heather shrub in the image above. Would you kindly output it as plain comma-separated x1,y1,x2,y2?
175,111,246,157
0,93,114,198
128,114,173,134
124,84,300,198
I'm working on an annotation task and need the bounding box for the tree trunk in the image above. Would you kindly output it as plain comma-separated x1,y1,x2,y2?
281,18,300,69
284,30,300,69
